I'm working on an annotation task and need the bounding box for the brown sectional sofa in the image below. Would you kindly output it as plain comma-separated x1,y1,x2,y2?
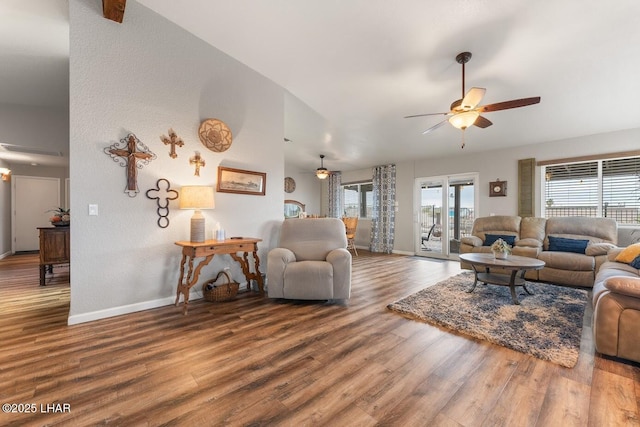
460,215,618,287
592,248,640,363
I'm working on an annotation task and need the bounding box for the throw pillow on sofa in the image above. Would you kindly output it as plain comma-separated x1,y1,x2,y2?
547,236,589,254
483,234,516,247
616,242,640,264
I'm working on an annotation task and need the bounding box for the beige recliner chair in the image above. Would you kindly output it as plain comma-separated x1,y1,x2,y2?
267,218,352,300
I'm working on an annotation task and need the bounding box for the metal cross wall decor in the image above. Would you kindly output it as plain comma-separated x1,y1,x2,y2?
146,178,179,228
105,133,156,197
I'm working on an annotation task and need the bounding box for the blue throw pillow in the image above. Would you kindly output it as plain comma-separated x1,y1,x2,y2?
630,255,640,269
483,234,516,247
548,236,589,254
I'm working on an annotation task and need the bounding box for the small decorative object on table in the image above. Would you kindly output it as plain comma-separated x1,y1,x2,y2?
202,270,239,302
48,207,70,226
491,238,512,259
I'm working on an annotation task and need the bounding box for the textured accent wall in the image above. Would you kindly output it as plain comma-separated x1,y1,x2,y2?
69,0,285,323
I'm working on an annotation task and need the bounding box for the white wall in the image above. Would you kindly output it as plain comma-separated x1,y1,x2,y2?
283,165,321,217
0,159,10,257
68,0,285,323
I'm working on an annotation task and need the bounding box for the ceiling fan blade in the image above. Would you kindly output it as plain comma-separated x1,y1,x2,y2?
404,112,449,119
479,96,541,113
461,87,486,110
422,119,448,134
474,115,492,128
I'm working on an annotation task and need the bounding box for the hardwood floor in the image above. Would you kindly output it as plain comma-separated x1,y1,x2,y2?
0,252,638,426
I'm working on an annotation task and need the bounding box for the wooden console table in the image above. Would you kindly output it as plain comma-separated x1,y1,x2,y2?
174,238,263,314
38,226,70,286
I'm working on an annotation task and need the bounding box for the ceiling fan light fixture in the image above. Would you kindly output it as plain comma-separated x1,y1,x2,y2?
449,110,479,130
316,154,330,179
316,168,329,179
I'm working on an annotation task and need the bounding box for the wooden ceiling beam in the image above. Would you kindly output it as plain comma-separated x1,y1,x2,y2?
103,0,127,23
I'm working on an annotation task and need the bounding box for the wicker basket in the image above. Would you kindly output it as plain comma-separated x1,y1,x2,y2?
202,271,239,302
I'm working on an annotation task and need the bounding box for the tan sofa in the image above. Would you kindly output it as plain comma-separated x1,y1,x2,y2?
460,216,618,287
592,249,640,363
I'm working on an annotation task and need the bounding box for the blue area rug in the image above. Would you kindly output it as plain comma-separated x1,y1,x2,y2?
387,272,588,368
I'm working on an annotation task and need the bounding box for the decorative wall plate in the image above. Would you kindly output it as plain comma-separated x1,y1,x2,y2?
198,119,233,153
284,177,296,193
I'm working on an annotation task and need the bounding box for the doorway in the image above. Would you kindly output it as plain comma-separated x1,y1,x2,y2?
415,173,478,259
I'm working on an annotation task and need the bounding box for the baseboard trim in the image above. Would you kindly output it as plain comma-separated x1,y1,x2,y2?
392,249,415,256
67,282,253,325
0,251,12,260
67,290,203,325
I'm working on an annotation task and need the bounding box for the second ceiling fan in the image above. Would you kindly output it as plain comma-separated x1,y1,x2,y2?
405,52,541,147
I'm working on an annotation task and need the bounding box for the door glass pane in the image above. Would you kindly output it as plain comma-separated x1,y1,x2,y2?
419,181,443,254
448,177,475,254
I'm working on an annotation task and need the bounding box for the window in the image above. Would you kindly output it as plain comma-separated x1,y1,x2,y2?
543,156,640,224
342,182,373,218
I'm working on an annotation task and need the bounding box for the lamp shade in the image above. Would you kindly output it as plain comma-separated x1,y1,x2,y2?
180,186,214,243
448,110,480,130
179,186,215,210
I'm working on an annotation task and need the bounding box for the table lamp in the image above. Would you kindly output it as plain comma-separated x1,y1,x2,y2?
179,186,215,242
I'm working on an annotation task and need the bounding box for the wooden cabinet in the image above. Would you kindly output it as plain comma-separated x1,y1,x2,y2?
38,227,70,286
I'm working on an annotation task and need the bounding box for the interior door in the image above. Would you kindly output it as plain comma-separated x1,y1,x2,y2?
12,176,60,252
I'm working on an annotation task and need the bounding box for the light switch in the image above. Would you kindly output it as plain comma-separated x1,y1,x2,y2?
88,204,99,216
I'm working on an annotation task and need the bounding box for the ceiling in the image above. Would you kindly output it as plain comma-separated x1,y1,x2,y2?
0,0,68,167
4,1,640,172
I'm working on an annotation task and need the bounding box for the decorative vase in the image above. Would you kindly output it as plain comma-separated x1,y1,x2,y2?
493,250,509,260
52,221,70,227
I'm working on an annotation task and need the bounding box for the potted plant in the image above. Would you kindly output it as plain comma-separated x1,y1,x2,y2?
47,207,70,226
491,238,512,259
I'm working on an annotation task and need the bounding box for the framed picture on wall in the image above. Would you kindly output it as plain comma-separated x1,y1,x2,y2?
489,180,507,197
217,166,266,196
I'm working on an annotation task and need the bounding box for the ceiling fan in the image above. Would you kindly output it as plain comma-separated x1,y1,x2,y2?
405,52,541,148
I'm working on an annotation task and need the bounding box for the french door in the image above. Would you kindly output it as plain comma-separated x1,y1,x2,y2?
415,173,478,259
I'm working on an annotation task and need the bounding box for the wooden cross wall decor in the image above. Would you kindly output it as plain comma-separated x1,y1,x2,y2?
105,133,156,197
189,152,205,177
160,128,184,159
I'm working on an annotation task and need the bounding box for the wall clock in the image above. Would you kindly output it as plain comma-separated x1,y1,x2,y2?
489,180,507,197
284,177,296,193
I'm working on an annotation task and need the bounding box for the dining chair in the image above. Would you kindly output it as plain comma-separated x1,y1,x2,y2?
342,217,359,256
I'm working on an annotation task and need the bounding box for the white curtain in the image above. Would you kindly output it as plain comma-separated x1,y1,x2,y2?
370,164,396,253
328,171,342,218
